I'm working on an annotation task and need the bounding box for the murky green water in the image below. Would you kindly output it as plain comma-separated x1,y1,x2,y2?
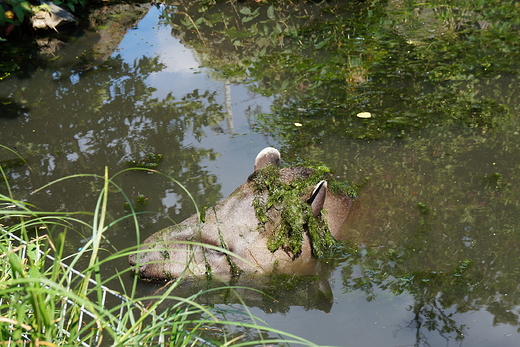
2,1,520,346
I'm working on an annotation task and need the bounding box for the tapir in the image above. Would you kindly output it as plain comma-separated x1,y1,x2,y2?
129,147,353,281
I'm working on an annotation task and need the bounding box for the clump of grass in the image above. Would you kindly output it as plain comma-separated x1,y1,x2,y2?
0,147,322,346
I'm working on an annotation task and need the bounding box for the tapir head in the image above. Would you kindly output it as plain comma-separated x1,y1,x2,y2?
129,147,353,281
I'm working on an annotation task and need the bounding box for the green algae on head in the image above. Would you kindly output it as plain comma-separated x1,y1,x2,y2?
250,162,354,258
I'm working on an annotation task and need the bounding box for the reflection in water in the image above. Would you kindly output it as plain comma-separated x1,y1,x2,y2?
0,98,29,119
224,80,234,134
0,5,271,258
1,1,520,346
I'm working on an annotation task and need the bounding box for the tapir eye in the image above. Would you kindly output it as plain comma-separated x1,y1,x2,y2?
201,238,230,256
205,246,226,256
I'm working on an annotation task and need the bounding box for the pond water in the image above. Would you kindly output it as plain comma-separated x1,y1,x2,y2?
1,1,520,346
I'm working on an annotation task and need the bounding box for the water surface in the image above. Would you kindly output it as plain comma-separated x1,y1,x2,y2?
1,2,520,346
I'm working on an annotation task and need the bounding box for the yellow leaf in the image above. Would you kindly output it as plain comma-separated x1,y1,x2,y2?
356,112,372,118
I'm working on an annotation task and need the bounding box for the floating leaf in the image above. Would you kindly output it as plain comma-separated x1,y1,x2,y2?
294,122,303,127
267,5,275,20
239,7,251,15
357,112,372,118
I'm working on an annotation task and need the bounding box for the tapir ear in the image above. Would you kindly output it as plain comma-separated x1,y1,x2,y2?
254,147,281,171
308,180,327,218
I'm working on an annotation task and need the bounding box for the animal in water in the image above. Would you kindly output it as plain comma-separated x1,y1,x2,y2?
129,147,353,281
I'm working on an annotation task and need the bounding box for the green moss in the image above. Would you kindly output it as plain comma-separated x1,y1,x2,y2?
251,163,352,258
160,250,170,260
199,205,208,223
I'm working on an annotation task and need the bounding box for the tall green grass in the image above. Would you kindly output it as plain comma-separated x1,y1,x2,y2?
0,147,324,346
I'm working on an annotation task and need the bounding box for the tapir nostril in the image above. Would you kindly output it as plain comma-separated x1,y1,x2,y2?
128,254,137,266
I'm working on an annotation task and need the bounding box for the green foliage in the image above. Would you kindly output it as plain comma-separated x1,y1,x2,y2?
164,0,519,142
0,0,31,26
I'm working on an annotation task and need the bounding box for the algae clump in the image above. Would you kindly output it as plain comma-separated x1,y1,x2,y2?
251,163,352,258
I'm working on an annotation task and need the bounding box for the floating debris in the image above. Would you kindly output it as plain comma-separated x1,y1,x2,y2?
356,112,372,118
124,194,149,212
125,153,163,169
0,158,25,169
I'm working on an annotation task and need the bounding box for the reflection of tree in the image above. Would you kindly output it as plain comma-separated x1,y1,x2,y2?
401,298,464,347
0,53,226,229
341,254,471,345
162,0,519,142
251,3,519,143
339,162,520,343
155,0,520,343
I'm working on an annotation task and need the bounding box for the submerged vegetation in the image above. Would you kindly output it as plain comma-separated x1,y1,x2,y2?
125,153,163,169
